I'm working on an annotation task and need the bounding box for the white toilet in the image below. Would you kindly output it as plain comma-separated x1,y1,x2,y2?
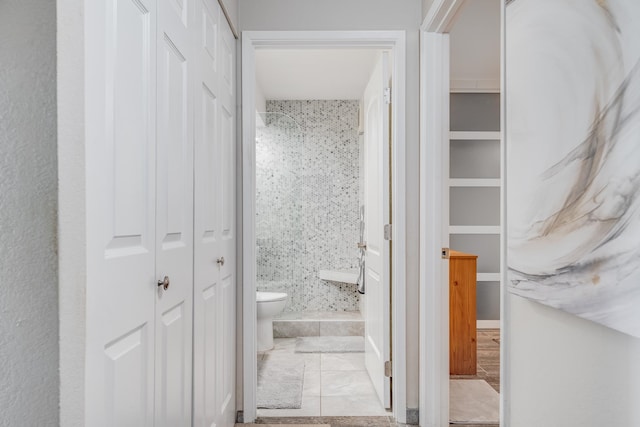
256,291,288,352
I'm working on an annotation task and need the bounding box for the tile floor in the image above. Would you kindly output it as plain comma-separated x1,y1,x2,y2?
257,338,389,417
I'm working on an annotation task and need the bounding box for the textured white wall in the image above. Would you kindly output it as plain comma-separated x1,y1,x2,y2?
238,0,422,415
0,0,59,425
507,297,640,426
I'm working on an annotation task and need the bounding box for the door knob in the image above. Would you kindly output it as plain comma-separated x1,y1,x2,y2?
357,242,367,250
157,276,170,290
216,257,225,266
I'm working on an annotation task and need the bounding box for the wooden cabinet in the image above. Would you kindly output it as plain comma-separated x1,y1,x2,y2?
449,250,478,375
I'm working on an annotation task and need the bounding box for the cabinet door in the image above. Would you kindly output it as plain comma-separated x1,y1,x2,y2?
449,254,477,375
85,0,157,425
193,1,236,425
155,0,194,425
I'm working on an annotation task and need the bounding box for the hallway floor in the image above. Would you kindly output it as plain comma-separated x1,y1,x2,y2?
255,330,500,426
451,329,500,392
257,338,389,417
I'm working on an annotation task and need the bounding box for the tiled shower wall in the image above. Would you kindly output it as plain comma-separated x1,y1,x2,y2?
256,100,361,312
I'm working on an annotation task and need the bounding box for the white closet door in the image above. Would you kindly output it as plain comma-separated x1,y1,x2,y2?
217,17,237,427
155,0,194,425
193,0,236,424
193,1,221,426
85,0,157,425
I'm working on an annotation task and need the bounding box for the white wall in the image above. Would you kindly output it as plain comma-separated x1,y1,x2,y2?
448,0,500,91
0,0,59,424
506,297,640,426
238,0,422,417
422,0,434,21
255,78,266,128
220,0,239,33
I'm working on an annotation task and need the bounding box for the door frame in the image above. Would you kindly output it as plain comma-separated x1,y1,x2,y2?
419,1,508,426
241,30,407,423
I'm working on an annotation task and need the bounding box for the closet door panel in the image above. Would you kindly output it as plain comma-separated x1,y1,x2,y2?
217,20,236,427
219,272,235,420
193,2,236,425
155,0,194,425
193,1,225,426
85,0,157,425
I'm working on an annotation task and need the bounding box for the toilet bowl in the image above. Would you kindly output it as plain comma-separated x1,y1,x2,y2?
256,291,288,352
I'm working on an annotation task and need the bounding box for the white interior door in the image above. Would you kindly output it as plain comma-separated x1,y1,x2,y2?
155,0,194,425
363,51,391,409
193,0,236,426
85,0,157,425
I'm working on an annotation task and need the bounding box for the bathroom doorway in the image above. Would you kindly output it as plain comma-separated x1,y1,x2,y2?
241,31,408,423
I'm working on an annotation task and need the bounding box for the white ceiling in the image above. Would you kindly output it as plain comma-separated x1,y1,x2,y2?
449,0,501,90
255,49,380,100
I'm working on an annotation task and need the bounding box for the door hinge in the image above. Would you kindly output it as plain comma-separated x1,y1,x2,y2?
384,360,392,377
442,247,450,259
384,87,391,105
384,224,392,241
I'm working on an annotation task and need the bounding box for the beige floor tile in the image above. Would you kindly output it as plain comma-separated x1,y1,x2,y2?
303,370,321,396
257,396,321,418
321,353,365,371
302,353,321,372
269,338,297,353
321,371,377,397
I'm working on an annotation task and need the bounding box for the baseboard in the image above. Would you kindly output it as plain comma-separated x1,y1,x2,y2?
405,408,419,425
477,320,500,329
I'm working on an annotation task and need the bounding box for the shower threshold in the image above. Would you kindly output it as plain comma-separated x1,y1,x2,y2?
273,311,364,338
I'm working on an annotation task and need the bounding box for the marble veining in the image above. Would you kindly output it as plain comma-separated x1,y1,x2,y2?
256,100,361,312
507,0,640,337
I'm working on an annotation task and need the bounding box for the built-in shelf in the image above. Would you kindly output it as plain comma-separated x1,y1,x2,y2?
450,131,501,140
449,225,501,234
450,93,502,323
319,269,359,284
477,273,501,282
449,178,501,187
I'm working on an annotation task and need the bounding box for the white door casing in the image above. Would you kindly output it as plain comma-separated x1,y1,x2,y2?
363,52,392,409
154,0,194,424
419,7,454,424
241,31,407,424
193,0,236,425
85,0,157,425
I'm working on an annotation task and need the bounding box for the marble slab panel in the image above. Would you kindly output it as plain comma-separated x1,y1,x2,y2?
507,0,640,338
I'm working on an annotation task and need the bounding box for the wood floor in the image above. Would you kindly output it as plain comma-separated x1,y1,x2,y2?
451,329,500,392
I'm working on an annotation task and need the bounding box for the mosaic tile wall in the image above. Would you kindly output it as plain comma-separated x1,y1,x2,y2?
256,100,361,312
